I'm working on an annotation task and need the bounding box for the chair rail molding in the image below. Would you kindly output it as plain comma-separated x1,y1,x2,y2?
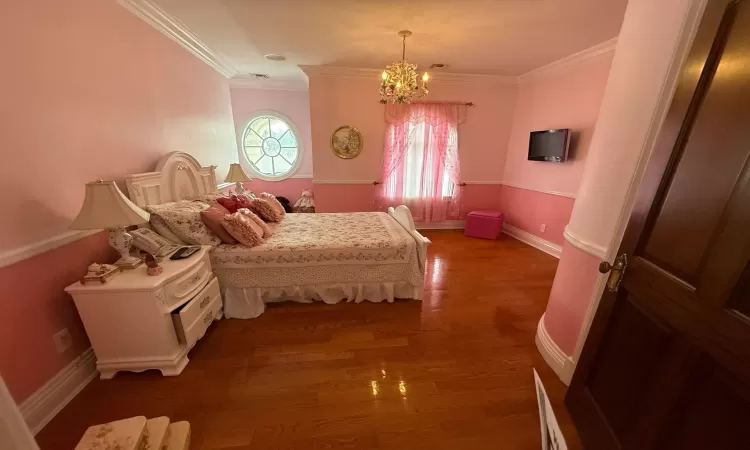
501,181,577,199
563,225,607,259
116,0,238,78
0,230,103,268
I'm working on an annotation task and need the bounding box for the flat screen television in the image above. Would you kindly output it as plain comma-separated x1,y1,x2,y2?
528,129,570,162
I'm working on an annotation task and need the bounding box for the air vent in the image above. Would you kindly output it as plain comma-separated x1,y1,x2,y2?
429,63,446,69
252,73,270,78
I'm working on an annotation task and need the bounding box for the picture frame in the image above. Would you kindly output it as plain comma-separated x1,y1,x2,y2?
330,125,363,159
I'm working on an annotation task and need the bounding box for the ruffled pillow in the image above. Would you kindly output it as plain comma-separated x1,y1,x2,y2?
258,193,286,216
200,203,237,244
249,198,282,222
145,201,220,246
221,212,263,247
217,194,252,213
238,208,273,237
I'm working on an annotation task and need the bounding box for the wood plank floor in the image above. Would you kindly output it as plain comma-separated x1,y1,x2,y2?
36,231,581,449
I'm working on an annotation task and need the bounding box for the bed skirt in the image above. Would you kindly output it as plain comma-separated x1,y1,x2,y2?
222,282,423,319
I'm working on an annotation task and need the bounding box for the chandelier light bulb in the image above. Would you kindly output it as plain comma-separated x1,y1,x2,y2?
423,73,429,82
382,71,388,80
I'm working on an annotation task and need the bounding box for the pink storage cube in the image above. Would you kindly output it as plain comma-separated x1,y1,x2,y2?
464,210,504,240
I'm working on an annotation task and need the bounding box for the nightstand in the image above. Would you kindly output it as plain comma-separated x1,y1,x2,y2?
66,246,222,379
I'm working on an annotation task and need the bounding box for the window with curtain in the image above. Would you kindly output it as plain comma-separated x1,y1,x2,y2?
378,103,464,222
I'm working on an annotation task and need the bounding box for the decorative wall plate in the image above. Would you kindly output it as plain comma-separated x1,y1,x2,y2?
330,125,363,159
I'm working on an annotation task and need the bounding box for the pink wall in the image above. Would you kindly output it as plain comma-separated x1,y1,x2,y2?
540,0,699,370
0,0,237,403
306,74,516,215
0,233,114,403
543,241,602,354
500,186,575,246
229,88,313,203
503,52,615,196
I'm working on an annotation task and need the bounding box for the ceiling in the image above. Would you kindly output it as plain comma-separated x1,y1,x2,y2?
151,0,628,88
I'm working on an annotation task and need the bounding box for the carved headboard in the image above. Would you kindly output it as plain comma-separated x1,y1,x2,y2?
125,152,218,208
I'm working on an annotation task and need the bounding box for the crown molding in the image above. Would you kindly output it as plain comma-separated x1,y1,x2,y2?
299,65,515,84
229,77,309,91
518,37,618,83
117,0,238,79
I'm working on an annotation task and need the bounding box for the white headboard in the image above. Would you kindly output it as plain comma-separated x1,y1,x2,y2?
125,152,218,208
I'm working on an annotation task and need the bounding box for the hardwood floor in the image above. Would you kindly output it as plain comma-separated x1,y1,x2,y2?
36,231,581,449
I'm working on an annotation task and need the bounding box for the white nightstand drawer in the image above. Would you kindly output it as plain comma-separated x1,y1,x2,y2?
172,277,221,347
164,254,211,310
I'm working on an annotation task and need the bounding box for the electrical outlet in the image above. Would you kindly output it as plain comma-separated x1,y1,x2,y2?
540,224,547,232
53,328,72,354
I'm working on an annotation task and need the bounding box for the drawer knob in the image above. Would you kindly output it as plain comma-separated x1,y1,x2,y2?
203,311,214,324
199,296,210,309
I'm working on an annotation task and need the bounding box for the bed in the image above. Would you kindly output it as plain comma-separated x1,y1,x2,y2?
125,152,430,318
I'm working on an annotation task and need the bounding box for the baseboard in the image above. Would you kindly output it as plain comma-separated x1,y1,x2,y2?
535,314,574,385
20,348,98,435
502,224,562,258
414,220,465,230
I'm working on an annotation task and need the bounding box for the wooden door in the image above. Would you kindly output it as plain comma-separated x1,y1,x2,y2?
566,1,750,449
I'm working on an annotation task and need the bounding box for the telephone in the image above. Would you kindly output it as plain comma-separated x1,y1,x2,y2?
131,228,181,258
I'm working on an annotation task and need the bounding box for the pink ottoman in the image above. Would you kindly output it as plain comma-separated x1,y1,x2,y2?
464,210,504,240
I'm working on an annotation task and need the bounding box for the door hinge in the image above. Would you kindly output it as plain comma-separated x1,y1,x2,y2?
599,253,628,292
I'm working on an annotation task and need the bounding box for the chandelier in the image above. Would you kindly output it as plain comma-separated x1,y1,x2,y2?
379,30,429,104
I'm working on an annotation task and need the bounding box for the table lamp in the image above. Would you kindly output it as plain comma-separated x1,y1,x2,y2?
224,163,252,194
70,180,150,269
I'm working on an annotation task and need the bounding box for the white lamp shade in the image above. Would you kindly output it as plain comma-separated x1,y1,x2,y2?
224,163,252,182
70,180,150,230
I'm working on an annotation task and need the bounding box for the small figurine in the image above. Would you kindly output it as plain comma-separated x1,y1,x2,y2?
144,253,163,276
82,263,119,284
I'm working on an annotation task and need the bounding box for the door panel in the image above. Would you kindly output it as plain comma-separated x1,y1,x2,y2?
657,360,750,450
567,1,750,448
584,298,673,441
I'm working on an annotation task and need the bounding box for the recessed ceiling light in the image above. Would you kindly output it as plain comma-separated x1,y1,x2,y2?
430,63,446,68
264,54,286,61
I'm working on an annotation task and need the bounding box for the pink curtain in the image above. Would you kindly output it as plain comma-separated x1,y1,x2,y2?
377,102,465,222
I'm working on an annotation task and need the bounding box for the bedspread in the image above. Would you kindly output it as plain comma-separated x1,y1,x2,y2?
210,212,414,269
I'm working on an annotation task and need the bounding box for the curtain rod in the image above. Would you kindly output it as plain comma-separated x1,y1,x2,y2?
379,100,474,106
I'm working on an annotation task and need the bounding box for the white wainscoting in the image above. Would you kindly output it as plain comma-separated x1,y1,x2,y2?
535,314,574,385
20,348,98,435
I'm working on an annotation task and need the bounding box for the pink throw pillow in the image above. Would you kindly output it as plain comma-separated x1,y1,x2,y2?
217,196,239,213
249,198,282,222
200,203,237,245
259,193,286,216
234,193,253,210
238,208,273,237
221,212,263,247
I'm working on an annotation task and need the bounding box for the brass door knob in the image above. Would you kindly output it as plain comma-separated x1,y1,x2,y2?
599,261,612,273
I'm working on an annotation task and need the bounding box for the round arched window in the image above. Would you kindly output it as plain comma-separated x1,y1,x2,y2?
241,113,301,179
